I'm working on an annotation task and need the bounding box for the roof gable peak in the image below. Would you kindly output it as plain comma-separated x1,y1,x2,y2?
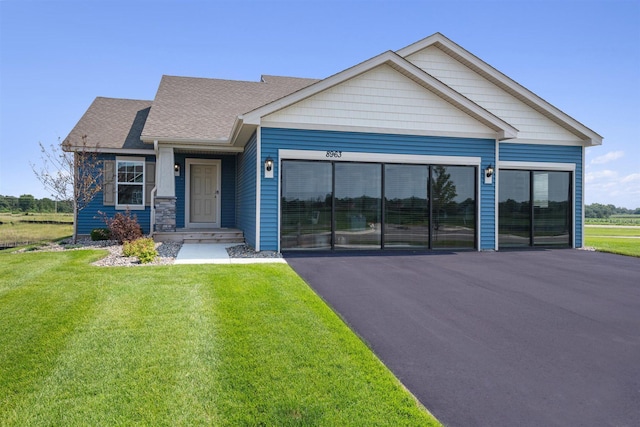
397,33,602,145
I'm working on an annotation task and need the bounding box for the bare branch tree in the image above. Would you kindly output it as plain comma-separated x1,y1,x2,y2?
31,135,103,242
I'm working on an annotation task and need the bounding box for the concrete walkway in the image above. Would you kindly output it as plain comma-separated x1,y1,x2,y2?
175,243,287,264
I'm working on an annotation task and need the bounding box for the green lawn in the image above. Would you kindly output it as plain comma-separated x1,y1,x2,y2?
585,226,640,257
0,250,440,426
0,213,73,247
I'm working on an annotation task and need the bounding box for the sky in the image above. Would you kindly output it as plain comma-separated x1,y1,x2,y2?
1,0,639,208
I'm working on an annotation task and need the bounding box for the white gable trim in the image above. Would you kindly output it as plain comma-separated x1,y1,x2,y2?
240,51,518,141
397,33,602,146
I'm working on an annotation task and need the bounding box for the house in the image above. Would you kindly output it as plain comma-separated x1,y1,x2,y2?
64,33,602,252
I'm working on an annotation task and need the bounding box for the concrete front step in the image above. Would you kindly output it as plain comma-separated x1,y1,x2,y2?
154,229,244,244
183,238,244,244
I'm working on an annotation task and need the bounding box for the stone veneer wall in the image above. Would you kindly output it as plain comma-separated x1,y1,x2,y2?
155,196,176,232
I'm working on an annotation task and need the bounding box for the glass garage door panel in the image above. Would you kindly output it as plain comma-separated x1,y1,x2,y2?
281,161,332,250
499,170,531,247
533,171,571,246
334,163,382,249
431,166,476,249
384,164,429,248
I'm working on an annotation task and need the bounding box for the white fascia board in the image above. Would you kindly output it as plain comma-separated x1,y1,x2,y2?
398,33,602,146
168,143,244,153
141,136,229,144
395,32,449,57
243,50,517,141
65,147,155,155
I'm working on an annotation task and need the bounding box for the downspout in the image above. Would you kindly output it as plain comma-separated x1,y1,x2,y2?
150,140,158,237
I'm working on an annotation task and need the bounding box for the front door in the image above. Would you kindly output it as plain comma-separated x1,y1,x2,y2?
187,159,221,228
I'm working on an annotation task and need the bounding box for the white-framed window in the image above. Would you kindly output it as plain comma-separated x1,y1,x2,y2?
116,157,145,209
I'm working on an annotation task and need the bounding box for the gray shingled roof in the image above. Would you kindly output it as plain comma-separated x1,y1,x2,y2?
65,97,153,150
141,75,319,141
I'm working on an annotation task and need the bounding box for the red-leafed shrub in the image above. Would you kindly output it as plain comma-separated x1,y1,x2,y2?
99,210,143,244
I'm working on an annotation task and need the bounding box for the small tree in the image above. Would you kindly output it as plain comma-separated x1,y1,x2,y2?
431,165,457,231
31,135,102,242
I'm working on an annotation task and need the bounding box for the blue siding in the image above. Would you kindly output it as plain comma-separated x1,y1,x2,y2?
260,127,496,251
77,153,154,235
499,143,583,247
236,133,257,248
173,153,237,229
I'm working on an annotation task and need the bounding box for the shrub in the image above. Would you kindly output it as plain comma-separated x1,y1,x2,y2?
90,228,111,241
123,238,158,263
100,210,143,244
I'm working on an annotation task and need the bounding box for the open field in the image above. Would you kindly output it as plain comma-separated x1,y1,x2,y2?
0,250,440,426
0,213,73,247
585,216,640,226
585,225,640,257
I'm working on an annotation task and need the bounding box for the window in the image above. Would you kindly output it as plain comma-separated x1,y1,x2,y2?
499,170,572,247
116,157,144,208
280,161,477,251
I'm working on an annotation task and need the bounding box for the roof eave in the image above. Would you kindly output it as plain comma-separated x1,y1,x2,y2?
140,135,229,144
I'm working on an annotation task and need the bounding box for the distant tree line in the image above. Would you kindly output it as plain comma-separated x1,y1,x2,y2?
585,203,640,218
0,194,73,213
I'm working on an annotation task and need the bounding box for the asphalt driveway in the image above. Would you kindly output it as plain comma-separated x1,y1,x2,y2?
286,249,640,427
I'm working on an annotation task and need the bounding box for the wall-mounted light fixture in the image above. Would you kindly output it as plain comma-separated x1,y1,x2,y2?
264,156,274,179
174,163,180,176
485,164,494,178
484,163,494,184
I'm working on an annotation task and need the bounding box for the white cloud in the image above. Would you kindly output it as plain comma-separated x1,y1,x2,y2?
621,173,640,184
585,169,640,208
590,150,624,165
585,169,618,183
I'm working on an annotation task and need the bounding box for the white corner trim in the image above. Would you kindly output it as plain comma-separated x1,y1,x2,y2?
494,139,499,251
255,128,262,251
581,146,586,248
277,156,282,253
279,149,481,166
476,164,482,252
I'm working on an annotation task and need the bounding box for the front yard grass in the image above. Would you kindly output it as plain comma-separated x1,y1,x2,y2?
585,226,640,257
0,250,439,426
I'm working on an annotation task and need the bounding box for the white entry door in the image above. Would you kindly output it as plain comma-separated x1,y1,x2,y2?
186,159,221,228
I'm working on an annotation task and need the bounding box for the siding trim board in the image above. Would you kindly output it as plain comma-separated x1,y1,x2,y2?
261,120,499,141
279,149,481,166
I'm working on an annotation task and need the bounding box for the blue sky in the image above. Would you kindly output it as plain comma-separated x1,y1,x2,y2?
1,0,639,208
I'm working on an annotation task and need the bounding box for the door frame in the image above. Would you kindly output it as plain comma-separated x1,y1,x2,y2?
185,158,221,229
